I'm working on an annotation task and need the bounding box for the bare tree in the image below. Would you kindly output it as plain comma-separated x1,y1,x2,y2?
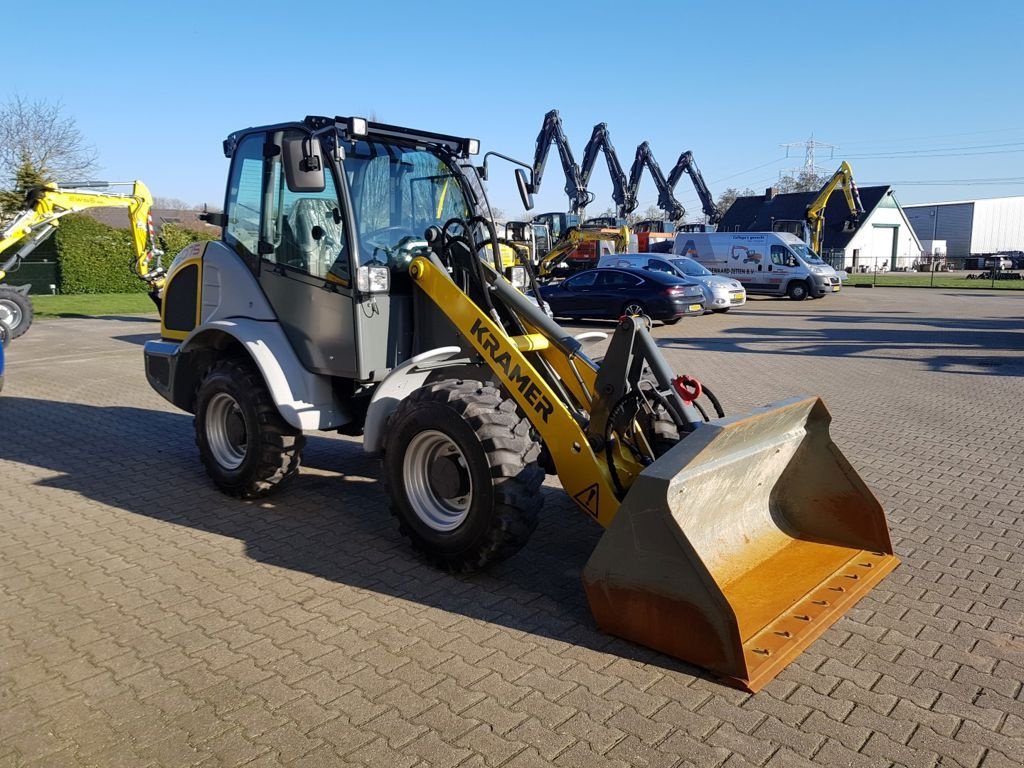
153,197,203,210
0,96,98,185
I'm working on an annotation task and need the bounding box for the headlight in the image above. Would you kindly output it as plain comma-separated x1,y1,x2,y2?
686,287,703,297
508,266,527,290
357,265,389,293
810,265,826,274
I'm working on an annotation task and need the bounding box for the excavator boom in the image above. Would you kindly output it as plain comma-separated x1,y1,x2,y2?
804,161,865,253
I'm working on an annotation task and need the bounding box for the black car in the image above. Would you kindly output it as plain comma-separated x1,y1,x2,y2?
537,268,706,324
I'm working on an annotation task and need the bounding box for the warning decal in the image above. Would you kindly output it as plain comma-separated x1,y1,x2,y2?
573,484,600,518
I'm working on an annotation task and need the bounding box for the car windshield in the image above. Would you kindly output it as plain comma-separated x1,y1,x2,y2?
671,258,712,277
791,243,825,265
343,140,470,267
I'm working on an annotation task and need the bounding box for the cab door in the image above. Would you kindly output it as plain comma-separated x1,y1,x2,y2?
226,129,359,378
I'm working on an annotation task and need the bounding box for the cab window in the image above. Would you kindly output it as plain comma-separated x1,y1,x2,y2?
264,130,350,282
224,133,265,261
343,141,469,268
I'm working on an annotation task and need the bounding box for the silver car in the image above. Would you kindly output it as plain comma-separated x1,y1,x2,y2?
597,253,746,313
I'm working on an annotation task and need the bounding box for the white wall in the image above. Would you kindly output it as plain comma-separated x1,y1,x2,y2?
837,202,923,270
970,197,1024,254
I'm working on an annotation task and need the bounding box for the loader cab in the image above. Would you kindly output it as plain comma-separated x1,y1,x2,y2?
220,118,479,383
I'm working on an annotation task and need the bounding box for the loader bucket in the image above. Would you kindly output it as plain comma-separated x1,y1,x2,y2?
582,396,898,692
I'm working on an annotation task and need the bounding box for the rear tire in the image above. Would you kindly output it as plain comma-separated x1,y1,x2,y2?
0,288,33,339
383,379,543,573
787,281,809,301
195,359,305,498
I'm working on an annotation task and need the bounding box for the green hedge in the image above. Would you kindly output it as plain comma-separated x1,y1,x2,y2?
54,215,216,294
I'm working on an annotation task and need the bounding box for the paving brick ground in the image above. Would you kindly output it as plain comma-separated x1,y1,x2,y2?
1,287,1022,767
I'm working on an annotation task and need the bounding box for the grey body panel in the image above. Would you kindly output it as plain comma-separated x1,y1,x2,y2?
200,241,277,322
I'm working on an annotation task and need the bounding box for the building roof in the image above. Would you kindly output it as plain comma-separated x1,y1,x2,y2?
902,194,1024,208
717,185,894,250
80,207,219,233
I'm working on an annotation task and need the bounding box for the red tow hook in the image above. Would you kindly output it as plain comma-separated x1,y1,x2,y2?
672,375,703,404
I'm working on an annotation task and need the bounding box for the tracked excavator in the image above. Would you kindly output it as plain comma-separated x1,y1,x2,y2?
0,181,165,337
772,161,865,255
145,115,898,692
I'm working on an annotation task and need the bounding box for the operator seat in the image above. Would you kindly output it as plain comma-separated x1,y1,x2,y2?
291,198,345,278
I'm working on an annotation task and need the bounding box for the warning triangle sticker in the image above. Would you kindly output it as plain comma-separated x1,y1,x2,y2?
573,484,600,518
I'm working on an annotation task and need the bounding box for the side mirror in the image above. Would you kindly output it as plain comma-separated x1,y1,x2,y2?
515,168,534,211
283,136,326,193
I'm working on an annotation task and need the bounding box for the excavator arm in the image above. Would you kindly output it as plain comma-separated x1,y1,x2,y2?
626,143,686,222
667,151,722,224
0,181,165,296
537,224,631,279
579,123,631,218
529,110,592,214
804,161,865,253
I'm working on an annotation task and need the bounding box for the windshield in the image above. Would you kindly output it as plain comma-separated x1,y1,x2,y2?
790,243,825,265
671,258,712,277
343,140,470,268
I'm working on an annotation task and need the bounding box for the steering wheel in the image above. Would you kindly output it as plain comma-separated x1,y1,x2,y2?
361,226,427,270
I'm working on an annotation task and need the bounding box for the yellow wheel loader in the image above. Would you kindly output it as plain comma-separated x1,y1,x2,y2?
145,116,898,692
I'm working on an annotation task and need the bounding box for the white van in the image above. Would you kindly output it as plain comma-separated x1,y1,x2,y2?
672,232,842,300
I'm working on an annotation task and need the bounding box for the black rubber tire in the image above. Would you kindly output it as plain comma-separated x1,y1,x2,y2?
787,281,809,301
383,379,543,573
711,308,730,314
0,287,33,339
194,358,305,498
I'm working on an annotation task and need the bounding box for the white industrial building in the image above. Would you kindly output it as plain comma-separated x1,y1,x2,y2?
903,195,1024,260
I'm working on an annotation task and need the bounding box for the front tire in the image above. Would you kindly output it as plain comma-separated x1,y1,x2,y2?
383,379,543,573
195,359,305,498
787,281,809,301
0,288,33,339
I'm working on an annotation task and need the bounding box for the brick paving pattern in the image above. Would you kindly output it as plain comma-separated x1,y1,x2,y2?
1,287,1022,767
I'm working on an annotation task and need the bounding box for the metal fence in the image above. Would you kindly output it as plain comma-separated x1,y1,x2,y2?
824,252,1024,290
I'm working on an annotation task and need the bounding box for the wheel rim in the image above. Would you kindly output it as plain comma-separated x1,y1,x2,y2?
206,392,248,470
403,430,473,532
0,299,22,330
624,303,645,316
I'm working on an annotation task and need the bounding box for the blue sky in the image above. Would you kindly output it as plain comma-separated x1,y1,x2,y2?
6,0,1023,219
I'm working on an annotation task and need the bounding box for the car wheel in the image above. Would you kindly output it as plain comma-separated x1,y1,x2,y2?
711,308,730,314
621,301,647,318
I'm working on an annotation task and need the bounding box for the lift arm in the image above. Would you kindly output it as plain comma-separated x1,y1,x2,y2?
804,161,865,253
0,181,165,293
667,151,722,224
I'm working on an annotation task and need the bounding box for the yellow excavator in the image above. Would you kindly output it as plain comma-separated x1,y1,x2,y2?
0,180,165,338
145,115,898,692
773,162,865,255
537,223,631,280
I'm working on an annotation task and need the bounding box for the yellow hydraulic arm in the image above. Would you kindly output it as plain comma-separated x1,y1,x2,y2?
0,181,165,296
805,161,864,254
538,224,630,279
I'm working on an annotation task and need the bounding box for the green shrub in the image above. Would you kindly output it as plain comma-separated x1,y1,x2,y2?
54,214,143,294
54,216,219,294
158,222,218,266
